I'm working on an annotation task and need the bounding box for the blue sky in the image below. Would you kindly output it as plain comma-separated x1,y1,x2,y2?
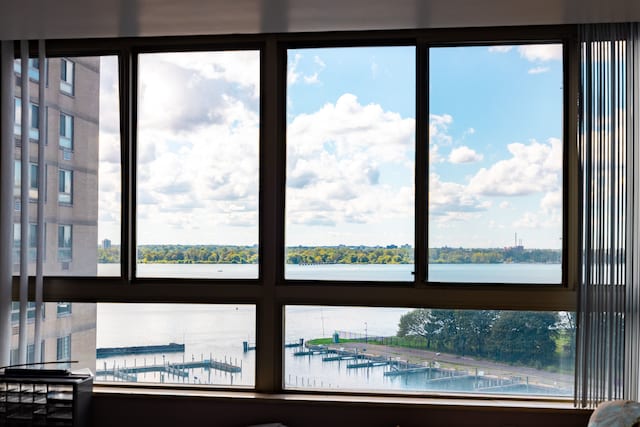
98,44,563,249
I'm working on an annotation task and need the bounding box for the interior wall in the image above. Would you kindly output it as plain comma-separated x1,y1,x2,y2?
91,393,592,427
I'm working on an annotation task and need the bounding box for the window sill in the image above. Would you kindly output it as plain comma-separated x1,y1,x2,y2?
93,385,590,412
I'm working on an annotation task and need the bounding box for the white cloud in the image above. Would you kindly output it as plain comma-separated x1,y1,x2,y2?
288,53,302,84
288,53,326,86
518,44,562,62
488,46,513,53
429,173,489,221
286,94,415,228
429,113,453,146
528,66,550,74
448,146,483,164
303,72,320,84
468,138,562,196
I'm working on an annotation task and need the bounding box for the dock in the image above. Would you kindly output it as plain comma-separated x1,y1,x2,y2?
97,358,242,383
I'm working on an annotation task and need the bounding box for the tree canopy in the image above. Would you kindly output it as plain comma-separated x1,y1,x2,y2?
397,308,571,368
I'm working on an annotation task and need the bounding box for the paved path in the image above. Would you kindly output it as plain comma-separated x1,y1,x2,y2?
328,342,573,388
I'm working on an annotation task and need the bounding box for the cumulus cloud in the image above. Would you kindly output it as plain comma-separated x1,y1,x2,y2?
467,138,562,196
518,44,562,62
448,146,483,164
286,94,414,227
429,173,489,219
138,52,259,134
123,53,262,244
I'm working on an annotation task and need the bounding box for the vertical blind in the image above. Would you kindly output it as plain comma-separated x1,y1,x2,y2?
576,23,640,407
0,40,45,367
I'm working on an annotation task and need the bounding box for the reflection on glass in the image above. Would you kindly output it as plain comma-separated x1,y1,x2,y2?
96,304,256,387
136,51,260,279
284,306,574,396
428,44,563,283
285,46,416,281
12,56,121,277
9,303,96,371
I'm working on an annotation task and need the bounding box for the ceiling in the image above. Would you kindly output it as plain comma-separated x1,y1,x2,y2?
0,0,639,40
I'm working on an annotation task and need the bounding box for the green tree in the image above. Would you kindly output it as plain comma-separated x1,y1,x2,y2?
488,311,557,367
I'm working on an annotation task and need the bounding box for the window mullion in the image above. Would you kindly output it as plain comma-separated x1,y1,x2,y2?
255,37,285,394
120,48,135,281
416,40,429,286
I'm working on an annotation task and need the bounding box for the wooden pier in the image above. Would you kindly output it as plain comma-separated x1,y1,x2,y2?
97,358,242,382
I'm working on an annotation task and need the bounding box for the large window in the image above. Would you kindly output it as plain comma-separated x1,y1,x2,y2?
136,50,260,279
12,28,577,401
428,44,563,284
285,46,415,282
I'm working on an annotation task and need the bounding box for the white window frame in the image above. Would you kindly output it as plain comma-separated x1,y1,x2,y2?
59,112,74,150
60,58,75,95
58,168,73,204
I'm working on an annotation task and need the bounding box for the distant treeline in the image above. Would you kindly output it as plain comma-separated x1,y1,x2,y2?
97,244,561,265
429,247,561,264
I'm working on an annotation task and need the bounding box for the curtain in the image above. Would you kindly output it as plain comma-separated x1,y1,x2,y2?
576,23,640,407
0,40,46,368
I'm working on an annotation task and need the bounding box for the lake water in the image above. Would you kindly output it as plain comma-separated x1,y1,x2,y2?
122,262,562,284
94,263,570,395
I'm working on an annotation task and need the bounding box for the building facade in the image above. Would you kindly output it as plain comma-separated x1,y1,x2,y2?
11,56,98,370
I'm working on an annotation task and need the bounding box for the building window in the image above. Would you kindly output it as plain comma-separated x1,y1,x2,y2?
58,169,73,204
60,58,74,95
14,58,41,81
14,98,40,141
56,335,72,366
10,301,37,324
14,160,39,200
57,303,72,317
13,223,40,263
59,112,74,150
57,225,72,262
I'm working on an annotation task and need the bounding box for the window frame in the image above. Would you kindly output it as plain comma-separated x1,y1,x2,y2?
59,111,74,150
58,168,73,204
14,26,580,399
57,224,73,262
60,58,75,95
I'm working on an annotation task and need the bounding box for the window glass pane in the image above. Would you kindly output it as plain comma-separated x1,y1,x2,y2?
136,51,260,279
285,47,415,281
59,112,73,149
96,304,256,387
428,44,563,284
8,302,95,371
60,58,74,95
12,56,121,276
284,306,574,396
